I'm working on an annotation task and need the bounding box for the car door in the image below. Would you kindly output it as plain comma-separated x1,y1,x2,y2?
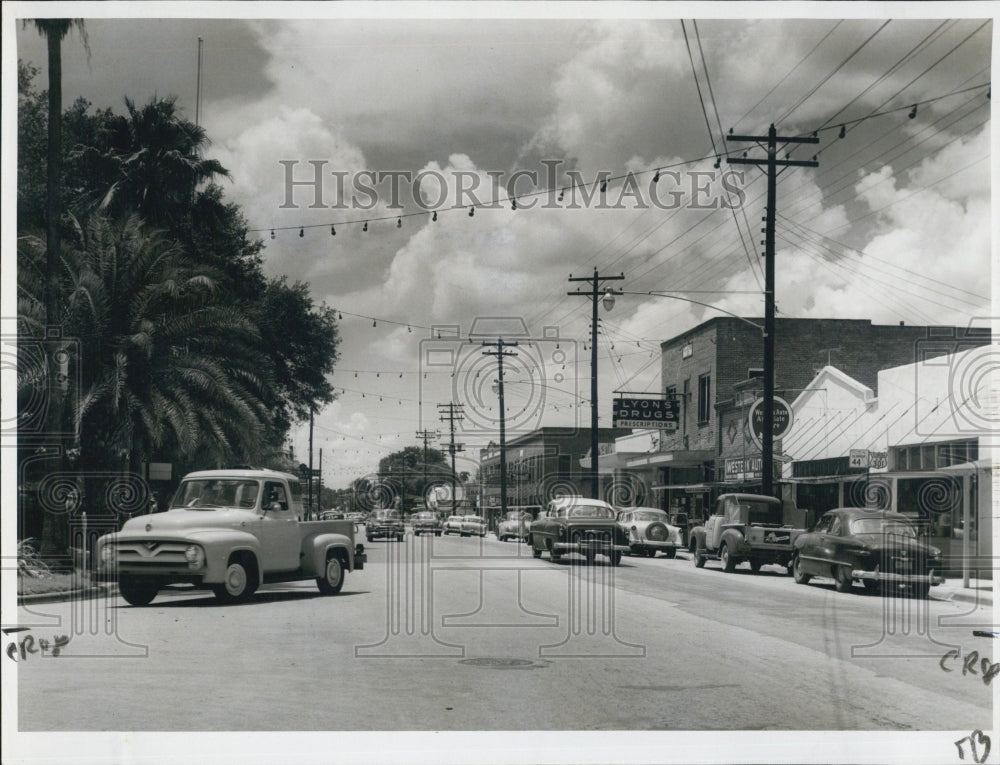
257,481,302,571
799,513,833,576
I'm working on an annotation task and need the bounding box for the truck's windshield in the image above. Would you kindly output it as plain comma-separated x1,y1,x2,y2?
171,479,261,509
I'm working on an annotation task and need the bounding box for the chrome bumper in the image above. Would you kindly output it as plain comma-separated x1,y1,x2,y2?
853,567,944,585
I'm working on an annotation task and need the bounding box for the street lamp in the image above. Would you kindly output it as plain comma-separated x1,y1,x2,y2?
569,269,625,499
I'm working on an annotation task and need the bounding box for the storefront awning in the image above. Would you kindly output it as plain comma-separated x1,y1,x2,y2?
626,450,714,469
578,451,648,472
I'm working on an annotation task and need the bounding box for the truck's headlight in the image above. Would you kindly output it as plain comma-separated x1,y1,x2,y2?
184,545,205,569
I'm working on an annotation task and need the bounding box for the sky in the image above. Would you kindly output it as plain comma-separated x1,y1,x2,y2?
7,4,995,489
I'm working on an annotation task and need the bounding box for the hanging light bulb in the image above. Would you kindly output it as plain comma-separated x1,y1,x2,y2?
558,187,566,201
397,217,402,228
407,325,412,333
838,124,846,139
713,157,721,169
600,179,607,193
432,211,437,222
653,168,660,183
908,104,917,119
338,312,343,320
511,198,517,210
299,228,304,238
372,319,377,327
363,221,368,232
330,225,336,236
468,206,475,217
270,229,275,240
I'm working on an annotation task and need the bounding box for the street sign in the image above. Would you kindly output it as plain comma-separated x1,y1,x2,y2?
850,449,888,471
748,396,793,449
612,396,680,430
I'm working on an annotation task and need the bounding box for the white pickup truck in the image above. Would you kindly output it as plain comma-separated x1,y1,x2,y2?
96,469,366,605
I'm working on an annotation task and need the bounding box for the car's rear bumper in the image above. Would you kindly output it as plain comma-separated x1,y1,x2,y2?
853,567,944,585
635,541,679,550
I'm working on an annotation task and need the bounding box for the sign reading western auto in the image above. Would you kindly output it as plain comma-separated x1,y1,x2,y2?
612,396,680,430
748,396,794,449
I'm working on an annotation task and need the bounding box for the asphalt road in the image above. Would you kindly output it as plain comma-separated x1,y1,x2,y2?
14,531,995,733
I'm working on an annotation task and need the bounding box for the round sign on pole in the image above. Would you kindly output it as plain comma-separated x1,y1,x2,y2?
748,396,793,450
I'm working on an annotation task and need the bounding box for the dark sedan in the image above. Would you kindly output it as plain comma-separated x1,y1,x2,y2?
792,508,944,597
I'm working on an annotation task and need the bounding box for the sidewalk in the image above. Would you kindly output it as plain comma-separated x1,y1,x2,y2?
932,577,994,607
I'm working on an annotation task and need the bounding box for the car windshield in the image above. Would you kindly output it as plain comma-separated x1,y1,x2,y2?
632,511,666,522
465,515,484,522
171,479,260,509
374,511,400,520
414,512,433,520
566,505,614,519
504,511,523,521
850,518,917,537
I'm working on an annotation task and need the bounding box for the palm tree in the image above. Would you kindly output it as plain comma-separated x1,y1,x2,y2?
26,19,87,554
19,215,275,518
77,96,229,228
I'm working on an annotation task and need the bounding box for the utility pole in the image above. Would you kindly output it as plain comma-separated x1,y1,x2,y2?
437,403,464,516
482,338,518,520
415,429,439,508
728,124,818,497
307,405,314,520
568,269,624,499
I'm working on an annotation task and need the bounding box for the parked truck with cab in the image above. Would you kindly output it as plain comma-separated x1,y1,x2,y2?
96,468,366,605
689,493,806,574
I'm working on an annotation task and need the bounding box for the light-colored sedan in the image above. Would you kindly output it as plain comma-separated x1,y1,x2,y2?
460,515,488,537
616,507,682,558
442,515,464,535
497,508,538,542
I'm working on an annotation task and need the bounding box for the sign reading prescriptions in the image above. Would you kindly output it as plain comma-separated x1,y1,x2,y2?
612,396,680,430
748,396,793,449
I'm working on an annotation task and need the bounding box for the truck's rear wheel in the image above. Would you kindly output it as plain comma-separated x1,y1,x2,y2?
693,541,706,568
720,543,736,572
317,554,345,595
119,575,158,606
213,560,254,604
608,550,622,567
792,554,811,585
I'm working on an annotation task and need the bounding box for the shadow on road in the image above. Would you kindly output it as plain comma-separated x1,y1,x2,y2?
117,588,372,608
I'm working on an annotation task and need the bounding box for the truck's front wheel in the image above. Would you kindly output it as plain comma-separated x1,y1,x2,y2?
119,575,158,606
720,543,736,573
213,561,254,604
317,555,345,595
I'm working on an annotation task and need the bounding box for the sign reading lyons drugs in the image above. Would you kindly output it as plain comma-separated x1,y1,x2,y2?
613,396,680,430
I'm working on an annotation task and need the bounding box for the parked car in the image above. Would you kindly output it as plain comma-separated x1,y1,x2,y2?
411,511,443,536
366,509,404,541
528,497,628,565
497,508,538,542
460,515,488,537
442,515,464,535
616,507,682,558
792,508,945,597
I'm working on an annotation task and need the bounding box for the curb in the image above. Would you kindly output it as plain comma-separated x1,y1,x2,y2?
17,585,116,606
933,588,993,607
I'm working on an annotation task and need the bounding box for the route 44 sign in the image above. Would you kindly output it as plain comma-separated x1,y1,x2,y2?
748,396,793,449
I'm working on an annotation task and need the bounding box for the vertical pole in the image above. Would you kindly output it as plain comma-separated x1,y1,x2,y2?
498,344,508,519
195,37,203,126
762,124,777,498
308,406,314,520
319,447,323,513
590,270,600,499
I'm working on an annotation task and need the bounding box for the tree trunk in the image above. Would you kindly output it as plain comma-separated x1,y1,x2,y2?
40,23,66,558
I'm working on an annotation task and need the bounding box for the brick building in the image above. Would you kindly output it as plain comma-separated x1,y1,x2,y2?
479,426,630,527
622,318,988,521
